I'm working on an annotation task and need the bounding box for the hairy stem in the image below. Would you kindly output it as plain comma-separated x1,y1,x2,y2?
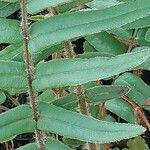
123,96,150,130
20,0,45,149
127,28,138,53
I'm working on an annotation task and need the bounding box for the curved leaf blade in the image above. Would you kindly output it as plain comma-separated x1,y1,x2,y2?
114,72,150,111
0,18,22,44
29,0,150,53
105,98,135,123
33,49,150,91
0,1,19,17
0,60,27,93
0,105,35,143
85,85,129,104
38,103,146,143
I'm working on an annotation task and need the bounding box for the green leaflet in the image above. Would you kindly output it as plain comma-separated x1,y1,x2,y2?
52,85,129,110
0,91,6,104
0,18,22,44
85,85,129,104
27,0,92,15
38,102,146,143
85,32,126,55
33,49,150,91
52,93,77,111
29,0,150,53
105,98,135,123
37,89,56,103
145,28,150,42
114,72,150,111
0,105,36,143
16,137,72,150
0,60,27,93
0,1,20,17
0,18,22,43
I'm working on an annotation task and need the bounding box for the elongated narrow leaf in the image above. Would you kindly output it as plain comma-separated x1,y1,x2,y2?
33,49,150,91
114,72,150,111
16,137,72,150
0,1,19,17
27,0,92,15
85,85,129,104
38,103,146,143
0,91,6,104
0,105,35,142
85,32,126,55
52,85,129,109
0,18,22,44
0,60,27,93
29,0,150,53
105,98,135,123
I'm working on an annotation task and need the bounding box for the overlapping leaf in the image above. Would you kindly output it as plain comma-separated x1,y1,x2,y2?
0,60,27,93
0,1,19,17
114,72,150,111
37,102,146,143
0,18,22,44
85,32,126,55
0,105,35,143
85,85,129,104
29,0,150,53
33,49,150,91
105,98,135,123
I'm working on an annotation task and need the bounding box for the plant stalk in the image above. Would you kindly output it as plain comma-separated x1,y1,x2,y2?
20,0,45,149
123,96,150,130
